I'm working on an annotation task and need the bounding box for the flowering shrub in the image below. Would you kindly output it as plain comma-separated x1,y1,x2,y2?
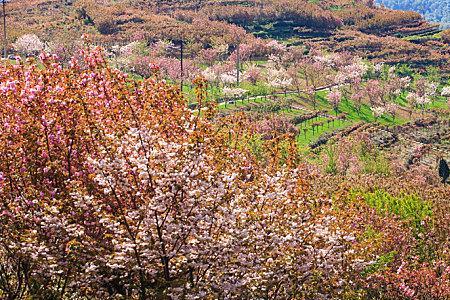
149,40,173,57
444,87,450,108
222,87,247,99
265,40,287,55
385,103,397,120
201,67,218,83
220,71,238,86
414,78,437,104
328,88,342,114
267,67,292,93
243,64,262,85
441,86,450,98
407,92,431,111
197,47,222,66
12,34,46,56
119,41,146,57
372,106,386,119
254,115,299,140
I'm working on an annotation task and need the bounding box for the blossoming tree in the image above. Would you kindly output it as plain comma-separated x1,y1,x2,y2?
0,49,381,299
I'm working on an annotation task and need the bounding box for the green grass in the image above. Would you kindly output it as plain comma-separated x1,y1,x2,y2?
427,96,449,109
402,31,442,42
219,92,295,110
328,5,344,11
296,117,353,148
357,142,391,176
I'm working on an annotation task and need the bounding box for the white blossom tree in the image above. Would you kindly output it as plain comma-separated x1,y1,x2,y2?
12,34,45,56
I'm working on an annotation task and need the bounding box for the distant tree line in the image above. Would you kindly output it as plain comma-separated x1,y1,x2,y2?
377,0,450,28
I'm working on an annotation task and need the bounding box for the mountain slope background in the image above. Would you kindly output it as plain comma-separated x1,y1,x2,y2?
377,0,450,28
3,0,449,71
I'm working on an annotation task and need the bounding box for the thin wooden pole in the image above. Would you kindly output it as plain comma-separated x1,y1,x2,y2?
236,43,240,86
180,40,184,93
2,0,7,59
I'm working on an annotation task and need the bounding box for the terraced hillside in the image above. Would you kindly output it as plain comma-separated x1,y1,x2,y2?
2,0,449,71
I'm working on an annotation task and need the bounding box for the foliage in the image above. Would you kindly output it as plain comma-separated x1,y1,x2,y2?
350,190,433,232
324,145,338,174
357,141,391,175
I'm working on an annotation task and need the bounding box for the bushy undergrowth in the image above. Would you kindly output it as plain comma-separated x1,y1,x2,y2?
349,189,433,232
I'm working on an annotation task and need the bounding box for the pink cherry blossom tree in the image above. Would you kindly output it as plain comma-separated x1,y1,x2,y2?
328,88,342,115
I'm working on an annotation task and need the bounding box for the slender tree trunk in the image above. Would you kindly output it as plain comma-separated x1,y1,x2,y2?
162,256,170,281
2,0,6,59
236,43,240,86
180,40,184,93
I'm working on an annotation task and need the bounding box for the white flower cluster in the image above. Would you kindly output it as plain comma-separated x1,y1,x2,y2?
374,62,384,73
267,68,292,90
441,86,450,97
407,92,431,106
371,106,386,118
335,60,368,85
223,87,247,98
220,72,238,85
426,82,438,97
13,34,45,56
201,67,218,82
119,41,143,56
399,76,411,88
